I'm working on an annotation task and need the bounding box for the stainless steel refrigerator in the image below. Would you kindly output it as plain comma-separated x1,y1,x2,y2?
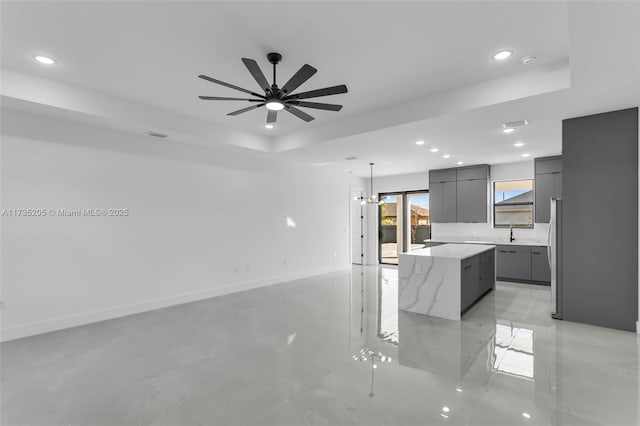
548,197,563,319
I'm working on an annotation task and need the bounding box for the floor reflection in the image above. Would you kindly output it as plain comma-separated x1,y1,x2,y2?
493,323,534,380
348,265,639,425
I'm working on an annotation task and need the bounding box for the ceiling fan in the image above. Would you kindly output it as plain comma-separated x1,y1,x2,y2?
198,52,348,126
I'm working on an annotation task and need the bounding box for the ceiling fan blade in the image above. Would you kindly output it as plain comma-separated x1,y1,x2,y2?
280,64,317,95
199,96,263,101
285,105,315,122
198,75,265,98
285,84,348,100
227,103,265,116
241,58,271,93
267,110,277,124
287,101,343,111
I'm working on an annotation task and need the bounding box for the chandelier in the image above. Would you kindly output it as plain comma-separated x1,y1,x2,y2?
355,163,385,205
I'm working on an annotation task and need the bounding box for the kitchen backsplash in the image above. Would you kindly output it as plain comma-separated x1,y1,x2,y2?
431,222,550,243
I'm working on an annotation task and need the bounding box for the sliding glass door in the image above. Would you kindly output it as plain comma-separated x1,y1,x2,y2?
407,192,430,251
379,190,430,265
379,194,403,264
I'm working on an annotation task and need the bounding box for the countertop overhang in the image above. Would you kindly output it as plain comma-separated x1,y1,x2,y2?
404,243,495,260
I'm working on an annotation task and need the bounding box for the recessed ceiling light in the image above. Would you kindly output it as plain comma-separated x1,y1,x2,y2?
514,141,525,147
442,154,451,159
522,153,531,157
429,148,439,153
522,413,531,419
521,56,536,65
442,407,450,413
441,414,449,419
493,50,513,61
265,124,274,129
457,161,464,165
415,140,425,146
502,128,515,134
455,388,463,393
34,55,56,65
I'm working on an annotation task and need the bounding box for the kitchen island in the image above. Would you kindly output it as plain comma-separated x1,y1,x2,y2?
398,244,495,321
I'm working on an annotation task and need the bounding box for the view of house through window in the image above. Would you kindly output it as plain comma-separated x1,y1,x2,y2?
379,191,430,264
494,180,534,228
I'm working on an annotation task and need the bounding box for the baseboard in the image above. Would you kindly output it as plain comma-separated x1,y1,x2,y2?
0,263,351,342
637,321,640,334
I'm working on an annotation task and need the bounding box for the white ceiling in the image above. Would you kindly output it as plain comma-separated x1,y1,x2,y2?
1,1,638,177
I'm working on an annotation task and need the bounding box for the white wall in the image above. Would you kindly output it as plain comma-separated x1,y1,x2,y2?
0,109,356,341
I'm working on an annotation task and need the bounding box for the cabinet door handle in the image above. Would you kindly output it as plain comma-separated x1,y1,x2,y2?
532,251,541,255
463,265,471,270
499,250,508,253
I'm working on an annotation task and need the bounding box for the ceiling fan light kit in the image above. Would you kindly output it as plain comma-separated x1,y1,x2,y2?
198,52,348,126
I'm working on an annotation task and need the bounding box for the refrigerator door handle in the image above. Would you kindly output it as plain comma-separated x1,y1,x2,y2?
547,213,553,268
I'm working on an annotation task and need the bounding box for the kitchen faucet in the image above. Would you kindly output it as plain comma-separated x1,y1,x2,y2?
509,226,515,242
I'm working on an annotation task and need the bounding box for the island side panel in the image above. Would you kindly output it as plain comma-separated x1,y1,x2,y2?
398,253,461,321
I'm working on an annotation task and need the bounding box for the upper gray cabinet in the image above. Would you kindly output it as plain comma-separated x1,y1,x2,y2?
456,165,488,223
535,156,563,223
429,165,488,223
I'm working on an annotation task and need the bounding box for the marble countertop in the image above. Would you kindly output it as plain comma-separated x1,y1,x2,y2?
425,236,548,247
404,243,495,260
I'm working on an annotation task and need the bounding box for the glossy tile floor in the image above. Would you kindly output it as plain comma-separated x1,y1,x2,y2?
1,266,639,426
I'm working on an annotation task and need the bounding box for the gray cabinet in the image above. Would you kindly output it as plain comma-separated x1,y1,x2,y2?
535,156,563,223
429,165,488,223
496,244,551,283
531,247,551,282
457,178,487,223
461,248,495,312
562,107,638,331
429,180,457,223
461,256,480,311
478,249,496,294
496,245,532,281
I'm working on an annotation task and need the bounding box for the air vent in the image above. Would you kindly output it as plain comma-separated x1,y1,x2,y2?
502,120,528,129
345,156,357,161
148,131,168,138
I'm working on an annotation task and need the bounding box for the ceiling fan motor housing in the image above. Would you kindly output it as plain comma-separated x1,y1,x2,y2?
267,52,282,65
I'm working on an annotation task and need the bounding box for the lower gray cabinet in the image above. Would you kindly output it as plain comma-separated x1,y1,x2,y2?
496,245,532,281
461,256,480,310
531,247,551,282
479,249,495,294
496,245,550,284
461,249,496,312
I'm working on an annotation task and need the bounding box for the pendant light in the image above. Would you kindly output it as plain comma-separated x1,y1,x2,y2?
355,163,385,205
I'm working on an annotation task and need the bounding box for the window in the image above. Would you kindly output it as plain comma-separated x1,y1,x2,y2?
493,179,534,228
